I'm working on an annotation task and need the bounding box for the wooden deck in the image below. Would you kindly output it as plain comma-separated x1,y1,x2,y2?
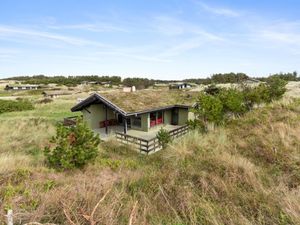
116,125,189,154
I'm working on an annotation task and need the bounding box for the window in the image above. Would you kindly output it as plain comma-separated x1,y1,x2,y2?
157,111,163,125
132,116,141,127
150,111,164,127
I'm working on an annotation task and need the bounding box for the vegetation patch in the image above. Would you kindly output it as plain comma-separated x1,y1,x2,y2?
191,77,287,131
44,119,100,170
0,99,34,114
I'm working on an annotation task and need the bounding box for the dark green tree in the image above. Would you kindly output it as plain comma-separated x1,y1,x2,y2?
194,93,224,125
156,127,171,149
219,88,246,115
266,77,287,100
44,119,100,170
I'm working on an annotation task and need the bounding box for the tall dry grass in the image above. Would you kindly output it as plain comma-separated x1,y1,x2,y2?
0,118,55,154
0,98,300,224
0,153,32,174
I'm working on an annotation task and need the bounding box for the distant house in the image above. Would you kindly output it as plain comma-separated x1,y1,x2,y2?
81,81,111,87
4,84,41,91
243,78,261,84
100,81,111,87
169,83,192,90
123,86,136,92
71,90,197,153
42,90,73,98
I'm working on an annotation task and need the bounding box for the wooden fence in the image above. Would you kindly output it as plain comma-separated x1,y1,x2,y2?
115,125,189,154
63,116,79,126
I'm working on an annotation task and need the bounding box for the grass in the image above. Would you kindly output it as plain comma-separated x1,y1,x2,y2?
100,89,199,112
0,98,78,121
0,89,299,224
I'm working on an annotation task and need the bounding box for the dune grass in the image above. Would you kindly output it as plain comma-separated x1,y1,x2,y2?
0,97,299,224
0,98,78,121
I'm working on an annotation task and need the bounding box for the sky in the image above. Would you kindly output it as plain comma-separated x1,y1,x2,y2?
0,0,300,80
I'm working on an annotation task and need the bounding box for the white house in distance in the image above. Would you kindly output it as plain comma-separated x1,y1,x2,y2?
4,84,41,91
169,83,192,90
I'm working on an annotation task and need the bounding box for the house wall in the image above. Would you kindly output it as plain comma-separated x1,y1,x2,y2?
130,113,149,132
81,104,195,131
178,108,190,125
82,104,115,129
163,110,172,124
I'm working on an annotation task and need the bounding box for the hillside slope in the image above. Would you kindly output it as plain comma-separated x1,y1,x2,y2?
0,99,300,224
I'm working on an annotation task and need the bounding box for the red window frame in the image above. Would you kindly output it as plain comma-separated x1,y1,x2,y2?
150,111,163,127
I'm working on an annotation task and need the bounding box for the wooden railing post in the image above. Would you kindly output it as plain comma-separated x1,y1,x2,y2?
115,125,189,154
7,209,13,225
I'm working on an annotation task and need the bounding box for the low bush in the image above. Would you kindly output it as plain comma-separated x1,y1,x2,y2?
267,76,287,100
156,127,171,149
194,93,224,125
219,88,246,115
204,84,220,95
0,99,34,114
187,119,207,133
193,78,287,129
36,98,53,104
44,119,100,170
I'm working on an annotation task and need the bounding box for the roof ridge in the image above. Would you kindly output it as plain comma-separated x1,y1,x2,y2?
94,92,128,115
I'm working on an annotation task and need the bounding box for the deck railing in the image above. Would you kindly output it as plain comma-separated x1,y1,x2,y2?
115,125,189,154
63,116,78,126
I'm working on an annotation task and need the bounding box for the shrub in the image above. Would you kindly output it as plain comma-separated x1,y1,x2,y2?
0,99,34,114
267,77,287,100
243,78,287,108
194,93,224,124
187,119,207,133
204,84,220,95
219,88,246,115
44,119,100,170
36,98,53,104
193,81,287,130
156,127,171,149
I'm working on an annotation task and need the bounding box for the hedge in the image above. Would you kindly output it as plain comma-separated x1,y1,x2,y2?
0,99,34,114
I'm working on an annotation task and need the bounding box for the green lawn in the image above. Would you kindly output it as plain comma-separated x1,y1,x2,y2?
0,98,79,121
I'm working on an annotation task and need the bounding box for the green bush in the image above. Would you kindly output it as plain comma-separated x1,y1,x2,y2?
0,99,34,114
204,84,220,95
156,127,171,149
192,79,287,130
44,119,100,170
187,119,207,133
219,88,246,115
267,77,287,100
243,78,287,108
194,93,224,124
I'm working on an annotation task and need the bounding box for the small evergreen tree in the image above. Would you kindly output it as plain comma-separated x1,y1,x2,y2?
187,119,207,133
267,77,287,100
195,93,224,125
219,88,246,115
156,127,171,149
44,119,100,170
204,84,220,96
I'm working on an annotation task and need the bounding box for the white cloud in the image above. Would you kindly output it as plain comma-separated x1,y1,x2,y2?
259,21,300,45
0,25,109,47
193,1,240,17
48,23,129,33
150,16,225,57
152,15,224,40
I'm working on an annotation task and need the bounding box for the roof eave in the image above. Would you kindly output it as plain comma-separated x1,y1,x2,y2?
71,93,193,116
126,104,191,116
71,93,128,116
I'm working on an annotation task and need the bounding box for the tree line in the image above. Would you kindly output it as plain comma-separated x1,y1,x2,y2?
189,76,288,131
3,71,298,88
5,75,122,86
184,72,299,84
